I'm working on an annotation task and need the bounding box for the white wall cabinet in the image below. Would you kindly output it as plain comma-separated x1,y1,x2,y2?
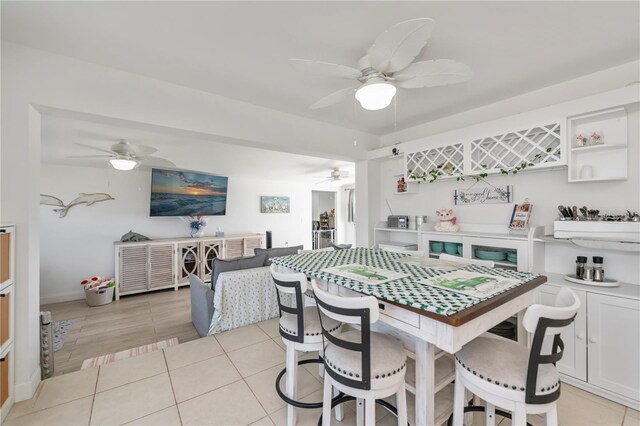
115,233,264,299
538,280,640,409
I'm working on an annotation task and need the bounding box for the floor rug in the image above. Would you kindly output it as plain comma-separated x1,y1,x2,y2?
53,320,74,352
81,337,180,369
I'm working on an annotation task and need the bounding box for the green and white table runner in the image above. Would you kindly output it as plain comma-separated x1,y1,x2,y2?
271,248,539,316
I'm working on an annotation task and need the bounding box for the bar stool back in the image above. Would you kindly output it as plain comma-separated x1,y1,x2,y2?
452,287,581,426
270,265,342,426
312,280,408,426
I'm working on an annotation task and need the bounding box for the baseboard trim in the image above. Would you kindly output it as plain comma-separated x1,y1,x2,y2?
560,374,640,410
15,366,41,402
40,291,85,305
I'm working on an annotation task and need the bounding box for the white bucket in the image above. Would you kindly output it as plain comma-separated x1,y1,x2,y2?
85,286,115,307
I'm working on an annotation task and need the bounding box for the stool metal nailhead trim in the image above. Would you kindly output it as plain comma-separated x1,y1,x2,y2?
454,356,561,393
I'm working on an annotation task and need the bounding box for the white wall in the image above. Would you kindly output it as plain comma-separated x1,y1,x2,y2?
40,164,315,303
1,41,376,401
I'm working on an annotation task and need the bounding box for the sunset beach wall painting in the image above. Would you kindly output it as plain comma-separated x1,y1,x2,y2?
150,168,228,216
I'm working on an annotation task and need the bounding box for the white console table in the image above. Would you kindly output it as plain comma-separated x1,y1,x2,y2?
114,233,264,299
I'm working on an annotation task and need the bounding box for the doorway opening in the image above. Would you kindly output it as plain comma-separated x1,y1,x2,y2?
311,190,336,249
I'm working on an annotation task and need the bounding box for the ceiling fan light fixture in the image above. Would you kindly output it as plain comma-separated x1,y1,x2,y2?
330,178,343,187
109,156,137,171
355,80,396,111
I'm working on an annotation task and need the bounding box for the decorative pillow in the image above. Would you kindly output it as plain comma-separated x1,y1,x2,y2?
329,242,352,250
254,245,304,266
211,253,268,288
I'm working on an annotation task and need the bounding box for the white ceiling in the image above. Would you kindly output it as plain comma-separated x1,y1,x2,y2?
3,2,639,135
40,111,355,184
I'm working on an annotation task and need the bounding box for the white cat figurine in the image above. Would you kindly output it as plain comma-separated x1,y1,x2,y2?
434,208,459,232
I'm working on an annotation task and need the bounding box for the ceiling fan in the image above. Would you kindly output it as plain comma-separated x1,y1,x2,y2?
290,18,473,111
318,168,351,187
67,139,175,171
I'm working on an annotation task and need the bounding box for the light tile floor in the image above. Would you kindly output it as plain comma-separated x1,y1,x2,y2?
7,319,639,425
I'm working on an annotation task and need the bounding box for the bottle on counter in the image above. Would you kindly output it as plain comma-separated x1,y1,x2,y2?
576,256,587,279
593,256,605,282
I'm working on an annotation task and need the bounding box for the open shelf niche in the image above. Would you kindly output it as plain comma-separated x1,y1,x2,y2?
568,107,628,182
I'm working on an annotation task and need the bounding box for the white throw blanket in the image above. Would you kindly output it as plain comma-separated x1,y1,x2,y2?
208,266,286,335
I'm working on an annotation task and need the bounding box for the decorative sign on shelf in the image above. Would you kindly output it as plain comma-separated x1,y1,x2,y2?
453,185,512,205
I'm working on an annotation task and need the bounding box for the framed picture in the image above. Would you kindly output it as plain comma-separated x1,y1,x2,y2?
509,201,533,230
260,196,290,213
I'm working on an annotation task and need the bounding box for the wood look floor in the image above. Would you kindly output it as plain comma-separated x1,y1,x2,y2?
42,287,198,376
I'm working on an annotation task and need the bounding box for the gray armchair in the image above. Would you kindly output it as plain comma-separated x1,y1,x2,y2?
189,275,214,337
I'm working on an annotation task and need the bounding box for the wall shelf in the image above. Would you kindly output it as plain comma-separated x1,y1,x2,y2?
568,107,628,183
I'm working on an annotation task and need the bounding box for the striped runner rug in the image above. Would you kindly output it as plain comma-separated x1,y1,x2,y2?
81,337,179,369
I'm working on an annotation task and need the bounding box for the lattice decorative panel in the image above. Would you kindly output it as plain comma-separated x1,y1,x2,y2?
178,243,200,282
202,241,223,281
405,143,464,181
470,123,561,173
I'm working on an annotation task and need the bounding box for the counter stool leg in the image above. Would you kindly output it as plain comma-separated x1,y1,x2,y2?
397,383,407,426
546,405,558,426
513,403,527,426
485,402,495,426
452,370,465,426
321,377,332,426
356,398,365,426
334,387,344,421
286,345,298,426
364,397,376,426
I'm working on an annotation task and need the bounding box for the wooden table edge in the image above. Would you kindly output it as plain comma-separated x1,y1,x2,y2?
381,275,548,327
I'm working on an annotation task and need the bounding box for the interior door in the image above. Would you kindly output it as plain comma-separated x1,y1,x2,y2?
537,284,587,381
587,293,640,400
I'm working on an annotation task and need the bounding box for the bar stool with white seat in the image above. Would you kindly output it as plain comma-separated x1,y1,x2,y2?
270,264,343,426
452,287,581,426
439,253,495,268
312,280,408,426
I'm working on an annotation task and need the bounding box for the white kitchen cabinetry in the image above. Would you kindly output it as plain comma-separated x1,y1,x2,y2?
587,293,640,401
420,224,545,273
115,233,264,299
538,277,640,409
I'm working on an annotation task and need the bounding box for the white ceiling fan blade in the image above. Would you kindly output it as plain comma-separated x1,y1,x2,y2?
130,144,158,156
138,156,176,168
66,154,113,159
309,87,358,109
367,18,435,73
395,59,473,88
289,59,362,80
74,143,115,155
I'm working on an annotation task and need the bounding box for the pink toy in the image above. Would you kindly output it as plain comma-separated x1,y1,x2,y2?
434,208,459,232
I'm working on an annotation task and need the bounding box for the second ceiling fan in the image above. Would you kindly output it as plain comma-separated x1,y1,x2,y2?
290,18,473,111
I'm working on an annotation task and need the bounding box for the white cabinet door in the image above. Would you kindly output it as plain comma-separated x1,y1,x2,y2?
537,284,587,381
148,244,175,289
587,293,640,401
